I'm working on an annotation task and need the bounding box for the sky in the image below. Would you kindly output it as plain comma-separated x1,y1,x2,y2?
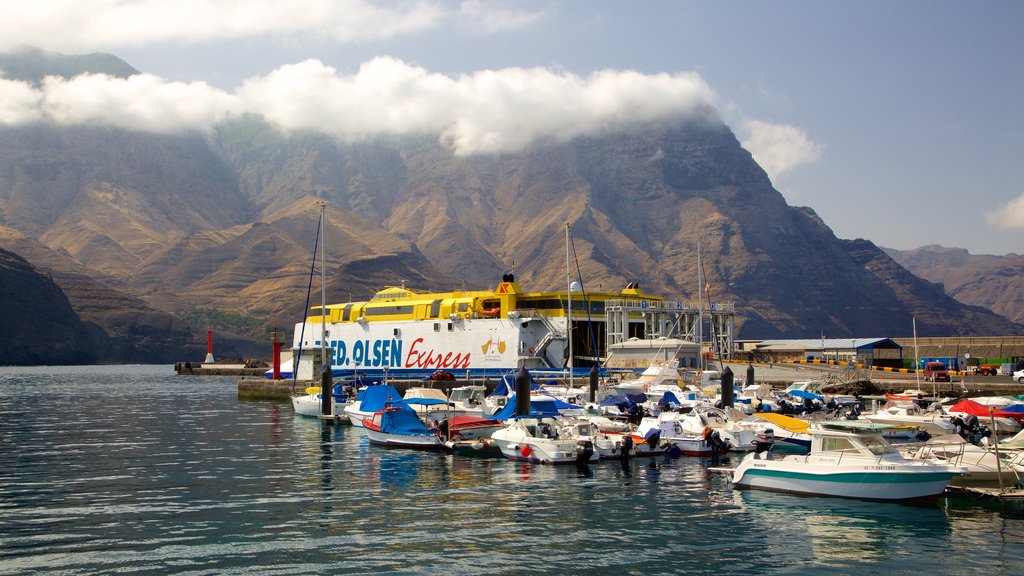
1,0,1022,255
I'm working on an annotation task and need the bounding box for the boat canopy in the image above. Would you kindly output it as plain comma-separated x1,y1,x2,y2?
788,389,824,402
754,412,810,434
379,407,433,435
402,398,454,407
489,374,541,397
949,399,1024,423
488,395,578,421
661,391,681,406
359,385,406,413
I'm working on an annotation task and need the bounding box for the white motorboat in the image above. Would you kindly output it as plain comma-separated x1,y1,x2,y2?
490,416,600,464
861,401,956,436
730,421,966,501
447,385,489,417
901,437,1024,489
613,360,685,402
555,418,632,460
403,386,454,424
291,383,350,419
659,405,758,452
633,411,731,457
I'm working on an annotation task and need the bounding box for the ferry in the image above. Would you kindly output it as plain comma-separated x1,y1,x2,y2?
276,274,726,381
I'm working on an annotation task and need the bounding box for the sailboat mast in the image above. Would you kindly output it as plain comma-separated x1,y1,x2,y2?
697,241,703,371
319,201,329,372
566,221,573,389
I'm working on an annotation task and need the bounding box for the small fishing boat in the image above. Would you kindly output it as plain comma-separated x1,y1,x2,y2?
730,421,966,501
861,401,955,436
901,437,1024,489
343,384,404,427
946,399,1023,435
363,403,446,450
633,412,731,457
292,383,348,414
490,416,600,464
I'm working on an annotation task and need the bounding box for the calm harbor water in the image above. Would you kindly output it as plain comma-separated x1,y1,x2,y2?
2,365,1023,575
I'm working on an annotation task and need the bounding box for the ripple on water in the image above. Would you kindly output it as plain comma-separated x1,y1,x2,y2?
2,366,1024,575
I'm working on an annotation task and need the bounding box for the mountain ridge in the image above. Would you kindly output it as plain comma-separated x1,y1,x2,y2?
0,47,1020,364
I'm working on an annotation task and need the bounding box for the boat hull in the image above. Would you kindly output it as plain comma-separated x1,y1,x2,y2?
732,459,960,501
365,428,445,449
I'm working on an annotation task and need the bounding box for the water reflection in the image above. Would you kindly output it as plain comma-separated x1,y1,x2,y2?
4,366,1024,575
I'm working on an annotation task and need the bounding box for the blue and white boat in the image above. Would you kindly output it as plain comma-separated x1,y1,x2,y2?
343,384,404,427
363,401,448,450
730,420,966,501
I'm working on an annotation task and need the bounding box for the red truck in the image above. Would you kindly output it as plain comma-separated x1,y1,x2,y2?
923,362,950,382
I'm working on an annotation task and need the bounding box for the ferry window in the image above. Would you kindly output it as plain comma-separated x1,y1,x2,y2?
447,323,453,331
430,299,441,318
458,302,469,312
366,305,414,316
821,437,855,452
433,323,440,332
342,303,353,322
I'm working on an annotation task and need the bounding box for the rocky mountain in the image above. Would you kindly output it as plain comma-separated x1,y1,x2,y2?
0,248,98,364
884,245,1024,326
0,48,1020,365
0,45,138,83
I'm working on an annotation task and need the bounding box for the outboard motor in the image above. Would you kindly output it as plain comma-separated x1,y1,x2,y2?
575,440,595,464
703,428,729,453
844,405,861,420
643,428,661,452
753,428,775,460
619,434,634,459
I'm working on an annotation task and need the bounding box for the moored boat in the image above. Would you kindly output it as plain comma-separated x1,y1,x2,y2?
730,421,967,501
490,416,600,464
277,274,733,381
363,404,446,450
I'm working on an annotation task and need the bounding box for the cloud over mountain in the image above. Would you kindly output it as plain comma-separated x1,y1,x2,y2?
1,56,717,155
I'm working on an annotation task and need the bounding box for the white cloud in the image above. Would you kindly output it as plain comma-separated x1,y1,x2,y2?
0,78,44,124
985,193,1024,229
42,73,241,134
739,119,821,181
0,56,716,155
459,0,547,33
0,0,445,50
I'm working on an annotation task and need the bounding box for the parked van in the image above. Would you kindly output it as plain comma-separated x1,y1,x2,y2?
923,361,950,382
999,363,1017,376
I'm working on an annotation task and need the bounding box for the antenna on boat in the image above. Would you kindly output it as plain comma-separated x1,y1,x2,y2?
565,221,573,390
697,239,703,371
913,313,921,389
318,201,331,392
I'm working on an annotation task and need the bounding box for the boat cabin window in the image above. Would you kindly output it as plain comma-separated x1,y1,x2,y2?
859,436,896,456
430,299,442,318
820,437,856,452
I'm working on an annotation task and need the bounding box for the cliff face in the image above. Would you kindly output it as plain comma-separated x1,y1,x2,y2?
885,245,1024,326
0,49,1020,366
0,248,99,365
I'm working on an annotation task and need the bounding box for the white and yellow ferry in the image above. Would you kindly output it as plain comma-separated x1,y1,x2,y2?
281,274,721,380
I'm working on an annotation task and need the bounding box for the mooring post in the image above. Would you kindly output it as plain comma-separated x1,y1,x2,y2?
515,365,531,416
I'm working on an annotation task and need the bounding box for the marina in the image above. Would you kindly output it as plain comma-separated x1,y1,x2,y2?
3,364,1024,575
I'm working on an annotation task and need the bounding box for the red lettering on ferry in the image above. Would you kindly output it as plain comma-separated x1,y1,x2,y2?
405,337,471,370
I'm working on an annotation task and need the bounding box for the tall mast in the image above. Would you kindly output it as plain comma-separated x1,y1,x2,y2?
566,221,573,389
697,240,703,371
319,201,329,372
